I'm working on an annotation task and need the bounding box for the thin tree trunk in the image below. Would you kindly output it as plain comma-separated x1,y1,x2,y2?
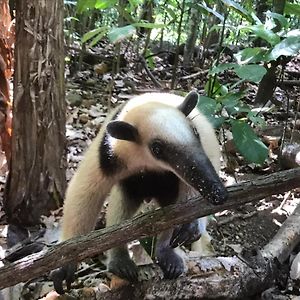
4,0,66,225
183,3,200,67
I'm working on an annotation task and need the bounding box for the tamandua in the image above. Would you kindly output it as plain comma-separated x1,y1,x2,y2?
51,91,227,293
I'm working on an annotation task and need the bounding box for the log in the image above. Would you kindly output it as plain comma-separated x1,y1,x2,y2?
0,167,299,290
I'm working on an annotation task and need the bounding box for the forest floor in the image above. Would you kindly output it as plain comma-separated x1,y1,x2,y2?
0,43,300,299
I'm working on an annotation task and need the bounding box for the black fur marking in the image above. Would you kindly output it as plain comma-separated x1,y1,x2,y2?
191,122,200,140
120,171,179,206
99,105,125,176
107,121,139,142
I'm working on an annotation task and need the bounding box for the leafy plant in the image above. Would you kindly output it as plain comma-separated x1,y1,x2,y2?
198,83,268,164
198,7,300,165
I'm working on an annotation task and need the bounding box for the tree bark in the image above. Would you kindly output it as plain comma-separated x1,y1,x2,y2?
0,167,299,290
0,0,14,166
4,0,66,225
183,2,200,67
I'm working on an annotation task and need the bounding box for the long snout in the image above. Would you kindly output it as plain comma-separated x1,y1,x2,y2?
168,148,228,205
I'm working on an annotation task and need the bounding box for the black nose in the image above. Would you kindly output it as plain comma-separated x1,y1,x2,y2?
205,183,228,205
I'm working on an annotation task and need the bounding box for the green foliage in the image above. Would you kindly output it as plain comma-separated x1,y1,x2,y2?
82,27,108,46
77,0,118,12
285,2,300,16
220,0,253,21
244,24,281,46
269,36,300,60
108,25,136,43
199,75,267,164
236,12,300,64
231,121,268,164
65,0,300,166
211,63,267,83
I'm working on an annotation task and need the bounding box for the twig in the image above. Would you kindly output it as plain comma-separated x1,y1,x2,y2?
139,56,162,88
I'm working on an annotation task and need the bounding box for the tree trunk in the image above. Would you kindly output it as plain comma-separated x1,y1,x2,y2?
0,0,14,166
4,0,66,225
272,0,286,32
183,3,200,67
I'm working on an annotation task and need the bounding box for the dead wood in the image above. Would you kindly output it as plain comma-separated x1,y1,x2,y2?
278,80,300,87
0,167,300,291
64,255,275,300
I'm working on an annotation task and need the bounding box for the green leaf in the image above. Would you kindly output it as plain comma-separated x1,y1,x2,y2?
247,111,266,127
231,120,268,164
108,25,136,43
285,2,300,16
88,30,107,47
197,96,225,128
197,96,217,116
235,47,270,64
165,7,177,20
82,27,108,43
266,12,288,29
197,3,224,22
221,92,249,115
269,36,300,60
77,0,96,13
234,65,267,83
287,29,300,38
205,78,228,96
95,0,117,9
211,116,226,129
210,63,237,74
132,22,165,29
220,0,253,22
244,24,281,46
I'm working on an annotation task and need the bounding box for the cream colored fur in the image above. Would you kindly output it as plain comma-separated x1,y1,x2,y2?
61,93,221,258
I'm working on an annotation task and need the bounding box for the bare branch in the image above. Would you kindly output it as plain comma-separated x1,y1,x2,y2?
0,167,299,289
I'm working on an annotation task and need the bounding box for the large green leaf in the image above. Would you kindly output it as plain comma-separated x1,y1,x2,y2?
197,96,217,116
197,96,225,128
220,0,253,21
197,3,224,22
285,2,300,16
221,92,249,115
231,120,268,164
245,24,281,46
235,48,270,64
266,12,288,29
234,65,267,83
247,111,266,127
82,27,108,43
89,30,107,47
210,63,237,74
269,36,300,60
108,25,136,43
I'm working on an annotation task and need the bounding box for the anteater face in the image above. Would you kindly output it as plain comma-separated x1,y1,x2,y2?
106,92,228,205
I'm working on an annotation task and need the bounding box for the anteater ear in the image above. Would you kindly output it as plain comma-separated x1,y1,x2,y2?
178,91,199,116
107,121,139,142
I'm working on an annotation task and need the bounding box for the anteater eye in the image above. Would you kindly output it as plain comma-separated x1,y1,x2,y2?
150,140,164,159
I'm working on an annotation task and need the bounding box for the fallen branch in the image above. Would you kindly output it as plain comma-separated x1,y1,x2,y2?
262,198,300,263
63,255,275,300
0,167,300,290
278,80,300,87
139,56,162,88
